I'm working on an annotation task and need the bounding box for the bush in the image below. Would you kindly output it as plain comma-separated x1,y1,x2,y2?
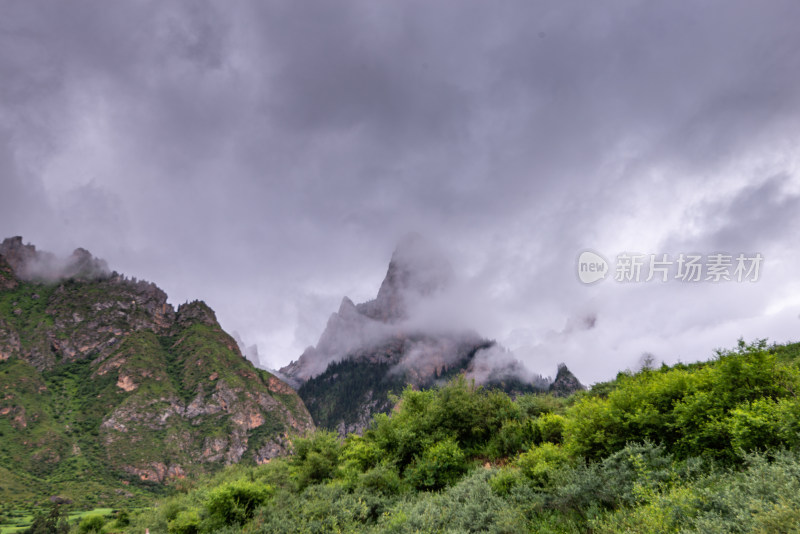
487,419,539,458
380,470,527,534
536,413,565,444
405,439,468,491
205,480,273,528
358,464,405,496
516,443,572,488
594,451,800,533
167,509,201,534
251,483,379,533
516,393,567,418
596,441,674,506
339,434,385,485
565,340,800,462
488,468,523,496
113,510,130,527
289,431,342,490
728,397,800,453
77,515,105,534
367,377,518,468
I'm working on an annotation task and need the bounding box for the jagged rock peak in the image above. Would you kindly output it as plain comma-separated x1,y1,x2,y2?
0,236,39,275
338,296,358,316
0,236,110,281
281,234,455,382
358,233,453,322
549,363,586,397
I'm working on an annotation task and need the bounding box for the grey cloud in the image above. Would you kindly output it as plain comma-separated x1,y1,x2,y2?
2,1,800,384
701,175,800,253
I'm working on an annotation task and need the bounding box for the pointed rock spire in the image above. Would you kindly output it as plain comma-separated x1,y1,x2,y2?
549,363,585,397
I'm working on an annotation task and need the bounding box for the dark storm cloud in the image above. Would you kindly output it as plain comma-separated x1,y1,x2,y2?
663,174,800,255
2,0,800,382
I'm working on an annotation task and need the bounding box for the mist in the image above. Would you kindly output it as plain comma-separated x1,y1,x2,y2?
0,237,110,282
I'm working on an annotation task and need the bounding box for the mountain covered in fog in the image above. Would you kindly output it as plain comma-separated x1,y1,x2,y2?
0,237,313,507
281,234,583,434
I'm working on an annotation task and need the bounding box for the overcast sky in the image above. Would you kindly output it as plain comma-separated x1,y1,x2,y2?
2,1,800,384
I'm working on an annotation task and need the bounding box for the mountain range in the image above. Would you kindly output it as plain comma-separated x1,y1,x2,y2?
0,234,583,507
0,237,313,507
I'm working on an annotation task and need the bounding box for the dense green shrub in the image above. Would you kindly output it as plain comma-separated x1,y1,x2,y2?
77,515,105,534
113,510,131,527
488,468,524,497
516,443,572,488
487,418,539,458
727,397,800,452
205,480,273,528
289,431,342,490
357,464,405,496
594,451,800,533
339,433,384,476
565,339,800,461
516,392,568,418
536,413,565,444
405,439,468,491
379,470,528,534
167,509,201,534
248,483,379,533
367,376,518,468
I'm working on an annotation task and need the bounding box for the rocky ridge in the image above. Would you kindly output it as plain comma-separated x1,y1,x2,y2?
0,237,313,506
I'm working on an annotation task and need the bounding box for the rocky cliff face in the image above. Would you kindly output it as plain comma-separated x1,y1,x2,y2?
0,237,313,506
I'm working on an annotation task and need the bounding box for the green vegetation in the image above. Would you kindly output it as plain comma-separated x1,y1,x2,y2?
0,507,119,534
298,338,545,433
115,339,800,533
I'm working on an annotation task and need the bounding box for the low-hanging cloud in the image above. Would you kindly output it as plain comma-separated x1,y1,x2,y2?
0,237,110,282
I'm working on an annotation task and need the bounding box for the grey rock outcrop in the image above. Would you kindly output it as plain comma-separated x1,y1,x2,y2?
549,363,586,397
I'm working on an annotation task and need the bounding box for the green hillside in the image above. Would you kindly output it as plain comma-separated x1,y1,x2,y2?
0,244,314,510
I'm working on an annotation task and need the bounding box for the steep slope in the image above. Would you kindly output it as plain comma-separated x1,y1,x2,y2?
0,237,313,507
282,235,560,434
